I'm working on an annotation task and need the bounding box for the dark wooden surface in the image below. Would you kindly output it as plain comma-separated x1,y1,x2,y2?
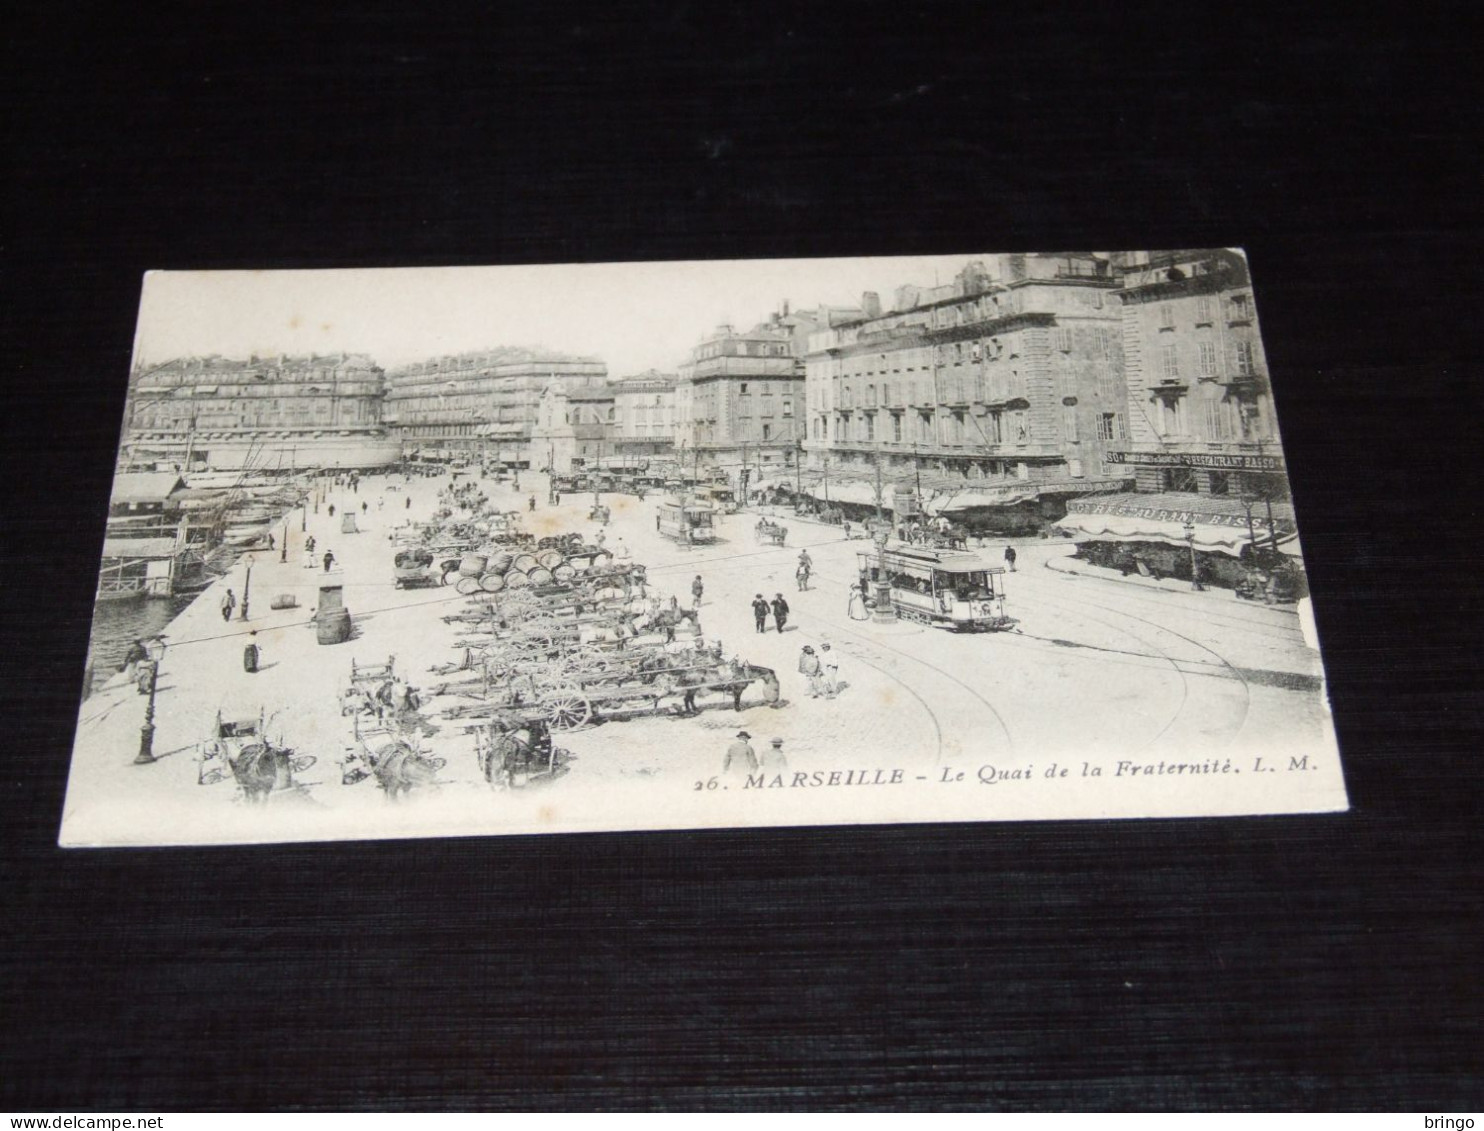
3,3,1480,1110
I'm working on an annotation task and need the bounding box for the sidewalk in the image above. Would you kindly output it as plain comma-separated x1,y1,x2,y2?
1042,547,1298,611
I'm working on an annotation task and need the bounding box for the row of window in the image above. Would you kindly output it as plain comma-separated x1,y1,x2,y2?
1158,339,1261,381
812,408,1133,448
1156,294,1253,329
736,396,793,418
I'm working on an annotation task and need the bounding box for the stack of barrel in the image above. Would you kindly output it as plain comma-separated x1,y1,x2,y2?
454,548,578,595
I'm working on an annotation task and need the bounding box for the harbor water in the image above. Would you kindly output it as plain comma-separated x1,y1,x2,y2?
86,593,195,695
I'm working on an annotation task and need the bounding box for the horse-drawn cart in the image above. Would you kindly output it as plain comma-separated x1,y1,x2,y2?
755,518,788,546
197,709,316,804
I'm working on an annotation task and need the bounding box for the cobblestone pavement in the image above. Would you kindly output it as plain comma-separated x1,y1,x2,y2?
63,474,1341,844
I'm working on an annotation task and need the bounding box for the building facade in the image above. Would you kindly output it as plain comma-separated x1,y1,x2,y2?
124,353,399,471
531,384,619,474
1109,248,1285,499
382,349,607,466
610,370,678,460
801,256,1133,527
675,307,843,474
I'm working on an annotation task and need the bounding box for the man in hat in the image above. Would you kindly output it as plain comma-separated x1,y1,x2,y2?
798,645,823,698
770,592,790,634
820,642,840,698
724,731,757,778
752,593,769,633
220,588,236,622
760,737,788,773
691,575,704,609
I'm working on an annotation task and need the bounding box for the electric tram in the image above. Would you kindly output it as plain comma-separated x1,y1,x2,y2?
656,498,718,545
856,543,1011,631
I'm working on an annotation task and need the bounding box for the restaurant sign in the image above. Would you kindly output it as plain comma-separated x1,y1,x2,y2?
1067,497,1294,532
1105,451,1284,471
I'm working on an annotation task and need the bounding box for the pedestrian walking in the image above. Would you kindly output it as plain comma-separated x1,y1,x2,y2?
752,593,769,633
691,575,704,608
847,586,868,620
1004,545,1018,572
220,588,236,622
267,531,275,550
820,642,840,698
243,631,260,674
405,495,412,510
306,534,316,554
323,549,336,572
796,560,810,591
328,503,336,518
798,645,823,698
771,593,790,633
760,737,788,773
723,731,758,779
529,495,537,512
362,501,368,515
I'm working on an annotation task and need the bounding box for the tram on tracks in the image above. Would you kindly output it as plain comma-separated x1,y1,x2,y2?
656,498,718,545
856,543,1012,631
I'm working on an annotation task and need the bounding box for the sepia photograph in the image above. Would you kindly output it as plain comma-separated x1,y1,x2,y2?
61,250,1347,847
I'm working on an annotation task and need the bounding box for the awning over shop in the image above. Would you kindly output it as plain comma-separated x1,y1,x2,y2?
1061,492,1298,557
923,486,1039,514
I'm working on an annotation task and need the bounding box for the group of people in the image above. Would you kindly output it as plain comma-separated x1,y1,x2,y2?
797,642,841,699
723,731,787,777
751,593,790,633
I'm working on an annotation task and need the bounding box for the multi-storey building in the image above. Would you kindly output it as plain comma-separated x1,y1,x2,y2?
802,255,1133,528
382,349,607,466
676,306,850,474
530,383,618,475
124,353,398,470
1056,249,1298,586
1108,248,1284,498
610,370,678,460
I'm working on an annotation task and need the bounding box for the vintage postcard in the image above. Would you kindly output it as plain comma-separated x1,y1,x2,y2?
61,251,1346,846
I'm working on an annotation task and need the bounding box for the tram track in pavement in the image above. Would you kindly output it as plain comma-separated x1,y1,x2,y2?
698,551,1019,762
1005,583,1256,754
800,560,1249,760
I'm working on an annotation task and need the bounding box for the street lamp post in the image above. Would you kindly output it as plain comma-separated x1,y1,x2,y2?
281,516,289,563
240,554,253,621
871,527,897,624
135,637,166,764
1183,520,1203,591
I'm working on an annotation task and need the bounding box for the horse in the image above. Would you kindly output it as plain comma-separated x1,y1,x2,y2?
367,740,445,801
227,742,315,805
479,718,556,787
727,661,781,711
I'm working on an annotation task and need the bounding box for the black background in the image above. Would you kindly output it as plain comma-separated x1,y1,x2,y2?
4,2,1481,1111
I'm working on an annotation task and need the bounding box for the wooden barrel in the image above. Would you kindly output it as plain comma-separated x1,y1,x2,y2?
316,608,352,645
455,576,482,595
488,550,514,574
552,564,576,582
535,549,564,570
512,553,540,573
504,570,531,590
527,567,554,586
479,571,506,592
458,553,489,577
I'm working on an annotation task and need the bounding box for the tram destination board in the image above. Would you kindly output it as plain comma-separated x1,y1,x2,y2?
59,251,1347,847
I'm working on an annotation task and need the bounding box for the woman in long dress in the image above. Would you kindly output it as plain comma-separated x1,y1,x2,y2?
847,587,868,621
